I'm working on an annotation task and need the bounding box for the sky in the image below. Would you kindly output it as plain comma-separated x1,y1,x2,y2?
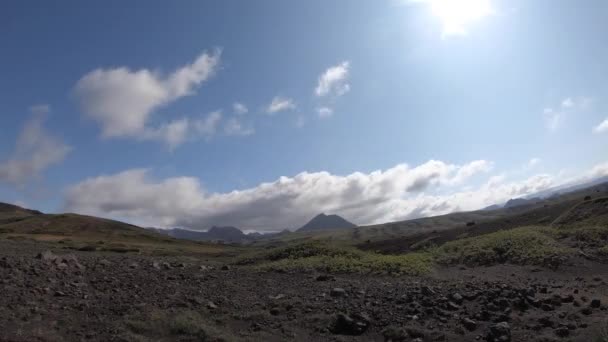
1,0,607,232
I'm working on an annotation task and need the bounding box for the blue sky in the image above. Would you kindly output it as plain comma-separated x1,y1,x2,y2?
1,0,607,231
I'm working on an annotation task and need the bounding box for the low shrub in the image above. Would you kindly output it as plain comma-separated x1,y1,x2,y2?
434,227,570,267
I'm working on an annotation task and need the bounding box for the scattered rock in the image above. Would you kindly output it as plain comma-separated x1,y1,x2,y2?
36,250,57,261
486,322,511,342
330,288,346,297
462,317,477,331
315,274,334,281
554,326,569,337
330,313,370,335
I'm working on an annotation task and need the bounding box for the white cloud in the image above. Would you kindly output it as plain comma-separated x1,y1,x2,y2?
266,96,296,114
315,61,351,97
73,50,221,145
0,106,72,185
233,102,248,115
317,107,334,118
224,118,254,136
139,111,223,150
543,96,591,132
64,159,504,231
593,118,608,133
192,111,223,137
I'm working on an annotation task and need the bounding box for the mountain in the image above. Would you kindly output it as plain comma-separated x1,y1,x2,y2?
155,226,251,243
504,197,541,209
297,213,356,232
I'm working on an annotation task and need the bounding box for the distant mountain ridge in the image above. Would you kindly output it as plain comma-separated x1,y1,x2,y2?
297,213,356,232
152,226,285,243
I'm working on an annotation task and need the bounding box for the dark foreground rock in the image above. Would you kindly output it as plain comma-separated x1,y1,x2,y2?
0,240,607,341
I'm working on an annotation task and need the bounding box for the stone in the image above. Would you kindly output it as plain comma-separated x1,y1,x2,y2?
331,288,346,297
462,317,477,331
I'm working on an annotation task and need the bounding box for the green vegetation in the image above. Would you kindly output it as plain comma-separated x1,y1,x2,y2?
239,241,433,275
124,309,228,341
434,226,570,267
258,252,433,275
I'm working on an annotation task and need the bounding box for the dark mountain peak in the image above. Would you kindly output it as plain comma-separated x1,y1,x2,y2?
0,202,42,215
208,226,243,235
297,213,356,232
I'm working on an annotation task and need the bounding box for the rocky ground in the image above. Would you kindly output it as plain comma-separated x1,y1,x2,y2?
0,240,607,342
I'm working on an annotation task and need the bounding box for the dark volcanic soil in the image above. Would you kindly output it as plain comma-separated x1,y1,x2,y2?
1,240,607,342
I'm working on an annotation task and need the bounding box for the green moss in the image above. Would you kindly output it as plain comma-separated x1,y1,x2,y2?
124,309,227,341
433,227,570,267
256,253,433,275
243,241,433,275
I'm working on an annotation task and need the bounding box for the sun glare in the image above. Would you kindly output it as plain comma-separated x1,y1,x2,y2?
430,0,493,36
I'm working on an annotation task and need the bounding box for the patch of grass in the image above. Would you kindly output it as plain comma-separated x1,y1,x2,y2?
169,311,208,339
433,226,570,267
551,225,608,245
235,241,360,265
124,309,228,341
257,252,433,275
241,241,433,275
598,245,608,256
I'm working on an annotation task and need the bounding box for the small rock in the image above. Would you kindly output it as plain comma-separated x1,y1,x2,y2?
36,250,57,261
331,288,347,297
554,326,569,337
462,317,477,331
382,326,408,342
316,274,335,281
486,322,511,342
207,301,218,310
451,293,464,304
221,265,230,271
590,299,601,308
98,259,112,267
330,313,370,335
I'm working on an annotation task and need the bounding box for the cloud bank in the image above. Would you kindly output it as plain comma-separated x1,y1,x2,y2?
60,159,570,232
594,118,608,133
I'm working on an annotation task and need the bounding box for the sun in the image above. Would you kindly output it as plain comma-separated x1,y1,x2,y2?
429,0,493,36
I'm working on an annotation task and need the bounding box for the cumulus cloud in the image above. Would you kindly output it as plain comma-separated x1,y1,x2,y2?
64,159,506,231
266,96,296,114
224,118,254,136
73,50,221,146
0,106,71,185
543,97,591,132
315,61,350,98
139,111,223,150
593,118,608,133
317,107,334,118
233,102,248,115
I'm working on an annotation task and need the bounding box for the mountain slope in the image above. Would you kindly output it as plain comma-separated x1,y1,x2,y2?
158,226,248,243
297,213,356,232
